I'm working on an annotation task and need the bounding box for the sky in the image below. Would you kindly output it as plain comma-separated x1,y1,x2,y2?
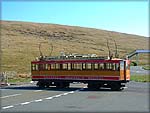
1,0,149,37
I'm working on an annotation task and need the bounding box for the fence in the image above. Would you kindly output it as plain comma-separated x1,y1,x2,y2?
0,71,17,86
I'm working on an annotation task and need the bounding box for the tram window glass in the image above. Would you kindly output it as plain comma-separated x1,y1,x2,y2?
71,63,74,70
72,63,76,70
63,64,68,70
76,63,82,70
68,63,71,70
51,64,55,70
94,64,98,70
39,64,45,70
91,63,95,70
55,64,60,70
82,63,86,70
47,64,51,70
115,63,120,71
126,61,130,70
31,64,36,71
107,63,114,70
99,63,104,70
35,64,38,70
87,63,91,70
112,63,116,70
45,64,48,70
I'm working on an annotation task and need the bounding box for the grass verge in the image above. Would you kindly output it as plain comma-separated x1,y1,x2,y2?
8,77,32,84
142,65,150,70
131,75,150,82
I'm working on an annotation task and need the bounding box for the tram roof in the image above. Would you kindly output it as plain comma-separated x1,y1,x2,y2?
31,57,124,64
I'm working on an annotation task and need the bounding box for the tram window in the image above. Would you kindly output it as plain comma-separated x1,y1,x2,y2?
55,64,60,70
72,63,77,70
110,63,115,70
68,63,71,70
45,64,48,70
106,63,113,70
126,61,130,70
76,63,82,70
99,63,104,70
51,64,55,70
63,64,68,70
87,63,91,70
82,63,86,70
115,63,120,71
112,63,116,70
70,63,74,70
31,64,36,71
94,64,98,70
91,63,95,70
39,64,44,70
47,64,51,70
35,64,38,70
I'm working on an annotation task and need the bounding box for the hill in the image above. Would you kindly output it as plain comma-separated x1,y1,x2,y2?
1,20,149,73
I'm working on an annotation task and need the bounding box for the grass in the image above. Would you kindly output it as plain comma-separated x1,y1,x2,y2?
142,65,150,70
1,20,149,73
7,77,31,84
130,75,150,82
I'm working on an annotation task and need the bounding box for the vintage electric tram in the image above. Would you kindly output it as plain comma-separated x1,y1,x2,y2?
31,53,130,91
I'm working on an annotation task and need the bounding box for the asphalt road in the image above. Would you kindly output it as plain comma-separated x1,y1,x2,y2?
0,81,149,113
130,66,150,75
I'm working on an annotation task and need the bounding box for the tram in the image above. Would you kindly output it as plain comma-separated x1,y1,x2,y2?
31,53,130,91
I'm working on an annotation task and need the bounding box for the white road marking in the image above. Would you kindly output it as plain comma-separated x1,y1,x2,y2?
1,94,21,99
68,91,74,94
45,97,53,100
34,90,42,92
21,102,31,105
34,99,43,102
2,105,14,109
1,86,86,109
54,94,62,98
62,92,69,95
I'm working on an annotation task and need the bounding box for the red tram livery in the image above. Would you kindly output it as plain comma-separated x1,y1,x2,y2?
31,54,130,91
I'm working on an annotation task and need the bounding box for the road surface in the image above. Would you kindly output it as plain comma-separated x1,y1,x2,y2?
0,81,149,113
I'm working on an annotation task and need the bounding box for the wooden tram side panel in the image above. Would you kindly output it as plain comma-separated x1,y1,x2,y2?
31,59,122,81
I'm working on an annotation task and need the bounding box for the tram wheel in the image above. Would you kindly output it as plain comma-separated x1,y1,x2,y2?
88,83,100,90
37,81,45,88
110,82,122,91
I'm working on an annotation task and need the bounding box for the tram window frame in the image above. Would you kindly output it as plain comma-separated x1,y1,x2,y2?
45,64,48,70
63,63,68,70
76,63,82,70
38,64,45,70
99,63,104,70
51,64,56,70
31,64,36,71
91,63,95,70
94,63,98,70
68,63,71,70
87,63,92,70
55,64,60,70
82,63,86,70
47,64,51,70
126,61,130,70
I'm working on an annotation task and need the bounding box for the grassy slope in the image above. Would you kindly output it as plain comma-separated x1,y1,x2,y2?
1,20,149,73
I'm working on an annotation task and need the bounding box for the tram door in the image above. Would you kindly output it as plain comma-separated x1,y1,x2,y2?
125,60,130,81
120,61,126,80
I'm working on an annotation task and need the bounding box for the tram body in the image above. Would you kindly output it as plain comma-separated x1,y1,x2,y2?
31,57,130,90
